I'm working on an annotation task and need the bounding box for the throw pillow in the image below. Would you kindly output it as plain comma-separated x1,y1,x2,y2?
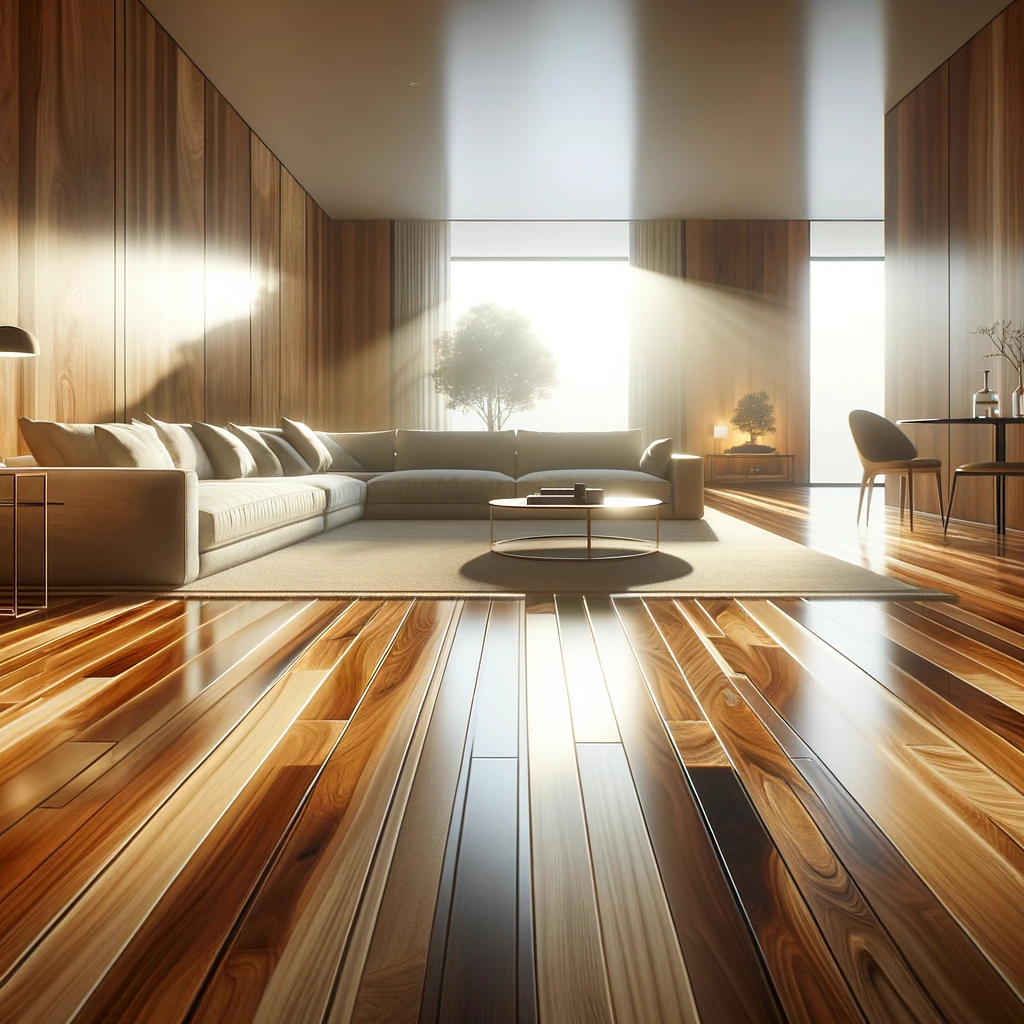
96,422,175,469
281,417,332,473
640,437,674,479
317,432,364,473
229,423,284,477
18,418,105,467
255,429,311,476
145,414,216,479
191,422,259,479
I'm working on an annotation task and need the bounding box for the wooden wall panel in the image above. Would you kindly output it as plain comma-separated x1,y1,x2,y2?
884,65,950,516
124,0,205,423
18,0,116,425
279,167,306,422
250,133,280,426
337,220,391,431
304,194,324,427
0,0,20,455
679,219,810,484
204,82,250,425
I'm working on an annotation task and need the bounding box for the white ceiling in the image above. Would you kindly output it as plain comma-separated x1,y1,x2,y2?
143,0,1010,221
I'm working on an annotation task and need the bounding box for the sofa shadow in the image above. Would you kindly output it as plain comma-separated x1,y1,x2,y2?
459,550,694,590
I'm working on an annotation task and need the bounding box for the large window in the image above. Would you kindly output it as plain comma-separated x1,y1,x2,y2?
809,223,885,484
449,222,629,432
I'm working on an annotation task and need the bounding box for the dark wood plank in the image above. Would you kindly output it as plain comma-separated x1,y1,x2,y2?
583,596,783,1024
470,600,519,758
204,82,251,424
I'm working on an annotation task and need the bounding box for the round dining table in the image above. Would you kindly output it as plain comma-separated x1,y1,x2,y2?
898,416,1024,534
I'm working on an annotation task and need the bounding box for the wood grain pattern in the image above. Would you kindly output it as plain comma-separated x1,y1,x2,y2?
124,0,206,423
555,594,619,741
249,132,281,426
279,166,307,422
0,0,20,456
204,82,251,425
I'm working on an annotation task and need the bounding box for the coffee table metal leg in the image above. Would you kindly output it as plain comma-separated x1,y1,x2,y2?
587,509,592,559
489,506,493,550
656,504,660,549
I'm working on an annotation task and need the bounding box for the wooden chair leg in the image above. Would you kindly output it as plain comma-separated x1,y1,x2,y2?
864,474,876,525
898,476,906,521
857,473,870,524
907,469,915,530
934,468,944,523
943,472,959,534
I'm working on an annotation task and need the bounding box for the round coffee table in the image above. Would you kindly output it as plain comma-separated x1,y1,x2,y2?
488,496,662,560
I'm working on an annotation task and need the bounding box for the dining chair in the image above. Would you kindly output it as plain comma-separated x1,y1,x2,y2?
848,410,944,529
943,462,1024,535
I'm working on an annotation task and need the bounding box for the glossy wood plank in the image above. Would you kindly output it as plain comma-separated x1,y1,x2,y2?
204,82,250,424
576,741,700,1024
124,0,206,422
250,131,281,426
0,602,346,1021
667,720,732,766
524,599,614,1024
588,596,783,1023
191,600,457,1024
437,756,518,1024
555,595,619,741
469,600,519,758
340,602,489,1024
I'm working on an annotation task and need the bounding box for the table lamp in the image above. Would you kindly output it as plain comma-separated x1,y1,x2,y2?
714,424,728,454
0,326,38,357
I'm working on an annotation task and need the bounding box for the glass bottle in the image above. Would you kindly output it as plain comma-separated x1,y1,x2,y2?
1013,365,1024,418
974,368,999,418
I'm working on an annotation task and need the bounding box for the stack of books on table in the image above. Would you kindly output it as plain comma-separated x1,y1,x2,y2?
526,486,605,506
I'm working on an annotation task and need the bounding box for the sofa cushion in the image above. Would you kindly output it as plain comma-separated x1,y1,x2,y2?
367,469,516,504
145,415,216,479
254,430,311,476
230,423,283,477
514,429,643,477
515,469,671,502
197,479,327,551
301,473,367,512
320,430,396,472
317,432,364,472
19,418,105,467
282,417,332,472
96,422,175,469
192,422,259,479
640,437,674,479
395,429,516,476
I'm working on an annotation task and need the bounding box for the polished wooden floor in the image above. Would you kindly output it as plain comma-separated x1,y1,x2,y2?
2,489,1024,1022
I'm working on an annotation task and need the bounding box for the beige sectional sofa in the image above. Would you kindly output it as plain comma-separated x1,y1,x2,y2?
7,426,703,588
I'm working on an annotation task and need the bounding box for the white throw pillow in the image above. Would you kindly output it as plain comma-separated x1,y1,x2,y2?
255,429,312,476
640,438,674,479
145,414,216,479
96,422,175,469
317,432,364,473
281,417,332,473
191,422,259,479
18,418,105,467
229,423,284,477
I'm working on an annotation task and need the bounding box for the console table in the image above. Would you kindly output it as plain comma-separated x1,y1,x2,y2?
1,470,59,618
707,453,795,486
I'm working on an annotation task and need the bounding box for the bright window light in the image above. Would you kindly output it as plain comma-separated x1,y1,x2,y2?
449,258,630,431
810,259,885,483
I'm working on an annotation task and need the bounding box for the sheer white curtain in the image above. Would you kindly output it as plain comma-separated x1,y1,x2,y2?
628,220,686,448
391,221,451,429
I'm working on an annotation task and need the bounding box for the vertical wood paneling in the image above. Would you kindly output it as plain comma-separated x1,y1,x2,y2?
204,82,250,424
279,167,306,422
124,0,205,423
338,221,391,431
250,133,280,425
0,0,20,454
305,195,325,428
19,0,116,425
884,64,950,516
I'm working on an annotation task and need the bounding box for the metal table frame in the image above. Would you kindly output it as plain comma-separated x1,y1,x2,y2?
0,470,58,618
488,498,662,561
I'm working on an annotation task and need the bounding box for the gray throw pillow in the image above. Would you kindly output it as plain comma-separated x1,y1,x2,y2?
640,438,674,479
317,431,364,473
96,422,175,469
256,429,312,476
281,417,332,473
145,414,216,479
229,423,284,477
191,422,259,479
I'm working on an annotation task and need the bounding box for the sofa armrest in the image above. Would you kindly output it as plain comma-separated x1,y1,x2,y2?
669,455,704,519
9,468,200,588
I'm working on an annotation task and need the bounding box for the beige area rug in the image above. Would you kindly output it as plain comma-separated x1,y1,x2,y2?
173,508,949,599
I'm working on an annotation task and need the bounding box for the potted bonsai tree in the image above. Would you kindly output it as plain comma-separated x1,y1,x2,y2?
727,390,777,453
433,303,558,430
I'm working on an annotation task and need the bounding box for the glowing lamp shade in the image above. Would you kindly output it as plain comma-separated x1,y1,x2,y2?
713,425,729,439
0,326,39,357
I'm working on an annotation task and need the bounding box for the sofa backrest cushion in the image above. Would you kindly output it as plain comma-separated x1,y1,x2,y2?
192,422,259,479
230,424,283,477
395,429,516,476
282,417,332,472
514,429,643,477
19,418,105,467
316,432,364,472
321,430,397,472
145,414,216,479
639,437,674,479
96,422,176,469
254,429,311,476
